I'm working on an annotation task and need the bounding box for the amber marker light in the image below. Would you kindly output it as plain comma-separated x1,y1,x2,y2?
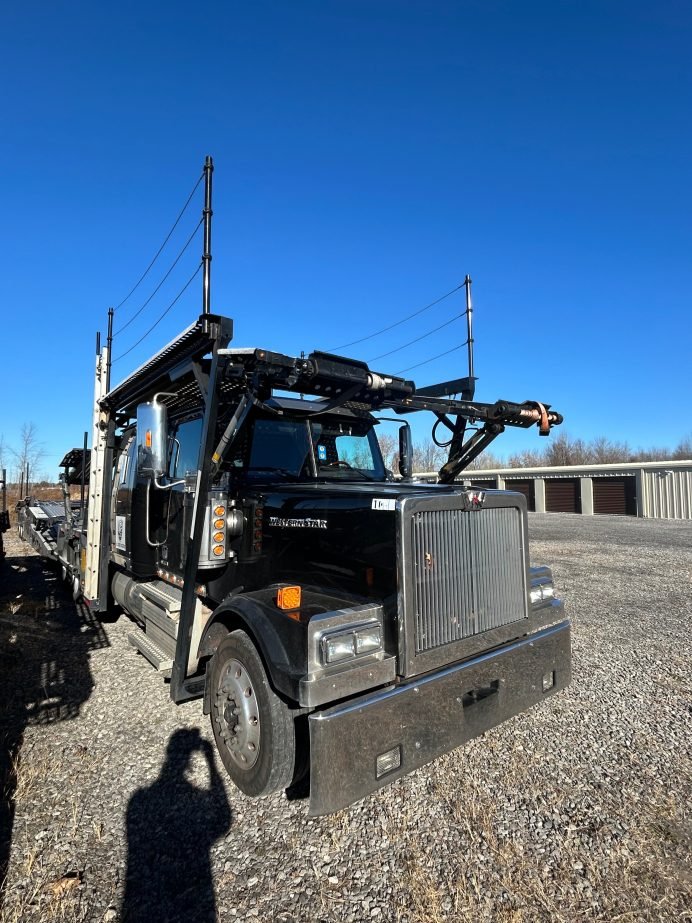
212,545,225,557
214,518,225,529
214,505,226,516
277,585,302,610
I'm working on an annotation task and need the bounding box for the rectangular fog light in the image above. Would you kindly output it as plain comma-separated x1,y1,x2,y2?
323,633,356,664
542,670,555,692
355,624,382,655
376,746,401,779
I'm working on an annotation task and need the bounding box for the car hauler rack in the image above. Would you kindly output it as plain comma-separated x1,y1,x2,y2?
20,158,570,815
16,445,90,597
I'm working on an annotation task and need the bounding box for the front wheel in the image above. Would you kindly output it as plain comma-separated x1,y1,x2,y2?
209,629,296,798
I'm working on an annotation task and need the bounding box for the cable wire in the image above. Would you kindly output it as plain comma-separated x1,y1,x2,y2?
328,283,464,351
395,340,469,375
115,172,204,311
114,219,203,337
112,264,202,364
367,310,467,363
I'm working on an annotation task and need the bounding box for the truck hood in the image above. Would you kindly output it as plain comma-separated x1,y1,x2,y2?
249,479,492,602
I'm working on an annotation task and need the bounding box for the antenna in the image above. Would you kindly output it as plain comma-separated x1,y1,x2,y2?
202,155,214,314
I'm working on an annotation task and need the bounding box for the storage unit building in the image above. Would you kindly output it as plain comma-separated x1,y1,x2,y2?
416,461,692,520
545,478,581,514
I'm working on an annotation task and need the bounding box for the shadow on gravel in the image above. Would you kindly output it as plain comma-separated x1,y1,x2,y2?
0,547,106,909
121,728,232,923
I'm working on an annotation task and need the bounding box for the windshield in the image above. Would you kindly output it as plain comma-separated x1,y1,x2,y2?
310,420,385,479
245,415,386,482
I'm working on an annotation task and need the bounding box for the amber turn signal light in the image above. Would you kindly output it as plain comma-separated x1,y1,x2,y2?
277,585,301,610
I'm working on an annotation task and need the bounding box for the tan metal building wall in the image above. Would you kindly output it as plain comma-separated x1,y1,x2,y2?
417,461,692,520
640,467,692,519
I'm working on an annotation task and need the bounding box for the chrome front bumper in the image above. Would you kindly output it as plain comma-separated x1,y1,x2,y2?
308,619,571,815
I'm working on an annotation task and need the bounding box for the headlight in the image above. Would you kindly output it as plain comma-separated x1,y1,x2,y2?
530,581,555,606
321,622,383,664
355,624,382,654
323,632,356,664
529,565,556,607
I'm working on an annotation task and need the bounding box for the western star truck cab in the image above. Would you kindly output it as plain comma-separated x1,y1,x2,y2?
19,158,569,814
70,310,570,815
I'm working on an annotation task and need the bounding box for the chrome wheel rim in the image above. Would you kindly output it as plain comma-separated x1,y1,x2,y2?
215,658,260,770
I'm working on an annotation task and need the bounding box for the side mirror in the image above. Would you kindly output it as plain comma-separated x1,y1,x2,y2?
136,398,168,478
398,423,413,479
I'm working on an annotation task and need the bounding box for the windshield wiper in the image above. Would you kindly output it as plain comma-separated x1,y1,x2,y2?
316,464,372,481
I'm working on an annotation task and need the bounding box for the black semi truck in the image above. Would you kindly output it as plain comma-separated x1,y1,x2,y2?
21,161,570,814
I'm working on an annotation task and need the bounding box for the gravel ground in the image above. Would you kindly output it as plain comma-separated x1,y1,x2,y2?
1,513,690,923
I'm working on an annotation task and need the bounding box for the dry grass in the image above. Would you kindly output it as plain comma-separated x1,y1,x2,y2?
382,748,692,923
0,738,104,923
0,774,96,923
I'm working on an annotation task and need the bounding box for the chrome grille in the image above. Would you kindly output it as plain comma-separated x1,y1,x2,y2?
411,507,526,654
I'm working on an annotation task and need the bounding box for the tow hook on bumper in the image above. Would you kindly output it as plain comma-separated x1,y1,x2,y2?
307,620,571,815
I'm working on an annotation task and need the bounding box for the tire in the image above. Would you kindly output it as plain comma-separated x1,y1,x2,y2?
71,574,82,602
209,629,296,798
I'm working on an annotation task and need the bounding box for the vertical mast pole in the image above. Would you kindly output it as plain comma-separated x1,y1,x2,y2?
464,274,474,385
106,308,114,392
202,155,214,314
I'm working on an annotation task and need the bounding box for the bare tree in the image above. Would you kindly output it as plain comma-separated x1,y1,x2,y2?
629,445,671,462
412,439,446,473
466,451,505,471
543,433,592,467
506,448,546,468
588,436,631,464
673,433,692,460
10,422,45,490
376,433,398,471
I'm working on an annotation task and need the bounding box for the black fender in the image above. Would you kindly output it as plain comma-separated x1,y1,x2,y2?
199,593,304,712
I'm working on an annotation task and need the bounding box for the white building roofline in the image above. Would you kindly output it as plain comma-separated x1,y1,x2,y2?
415,458,692,478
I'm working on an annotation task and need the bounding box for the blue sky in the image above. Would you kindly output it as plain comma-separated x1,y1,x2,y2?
1,0,690,475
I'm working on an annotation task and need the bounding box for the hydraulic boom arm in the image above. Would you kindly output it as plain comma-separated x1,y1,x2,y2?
398,393,562,483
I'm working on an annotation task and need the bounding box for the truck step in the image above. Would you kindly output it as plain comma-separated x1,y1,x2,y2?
127,631,174,677
138,579,182,618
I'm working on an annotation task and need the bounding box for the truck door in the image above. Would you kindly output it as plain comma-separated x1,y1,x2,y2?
112,435,136,569
161,415,203,577
116,431,167,580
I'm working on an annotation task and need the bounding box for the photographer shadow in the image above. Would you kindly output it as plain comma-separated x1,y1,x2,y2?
121,728,232,923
